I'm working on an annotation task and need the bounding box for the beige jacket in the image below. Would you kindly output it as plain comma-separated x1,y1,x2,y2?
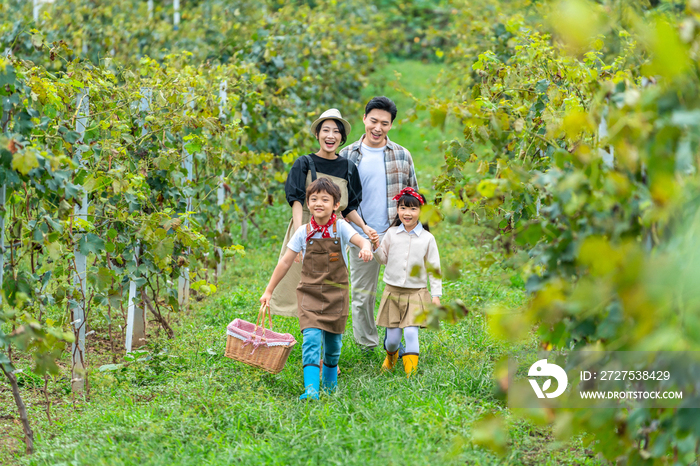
373,223,442,297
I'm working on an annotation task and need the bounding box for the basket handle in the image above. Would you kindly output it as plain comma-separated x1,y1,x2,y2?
255,303,273,329
252,303,273,341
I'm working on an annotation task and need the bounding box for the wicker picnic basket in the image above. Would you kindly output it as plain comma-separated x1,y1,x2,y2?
224,304,297,374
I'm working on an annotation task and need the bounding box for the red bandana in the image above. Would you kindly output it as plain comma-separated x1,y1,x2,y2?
392,187,424,205
306,213,337,243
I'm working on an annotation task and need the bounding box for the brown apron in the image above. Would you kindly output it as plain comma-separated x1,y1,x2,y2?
269,156,350,317
296,222,349,334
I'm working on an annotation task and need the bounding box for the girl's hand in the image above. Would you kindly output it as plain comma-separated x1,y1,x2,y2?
432,296,441,306
260,291,272,307
358,247,373,262
363,225,378,244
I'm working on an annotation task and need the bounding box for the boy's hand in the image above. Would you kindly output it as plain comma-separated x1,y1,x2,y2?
358,247,373,262
260,291,272,307
294,251,303,263
432,296,441,306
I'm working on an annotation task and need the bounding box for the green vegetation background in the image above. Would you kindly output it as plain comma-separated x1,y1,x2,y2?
1,60,600,466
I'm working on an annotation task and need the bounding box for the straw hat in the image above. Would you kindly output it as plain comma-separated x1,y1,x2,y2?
310,108,352,136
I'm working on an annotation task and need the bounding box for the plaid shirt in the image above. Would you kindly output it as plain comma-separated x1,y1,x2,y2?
339,134,418,222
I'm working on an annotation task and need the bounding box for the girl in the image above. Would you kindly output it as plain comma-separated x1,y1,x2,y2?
260,178,373,400
372,187,441,377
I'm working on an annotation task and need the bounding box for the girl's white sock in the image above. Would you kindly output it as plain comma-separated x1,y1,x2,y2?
403,326,419,353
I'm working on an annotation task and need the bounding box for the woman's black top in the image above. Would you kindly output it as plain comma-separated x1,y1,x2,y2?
285,153,362,217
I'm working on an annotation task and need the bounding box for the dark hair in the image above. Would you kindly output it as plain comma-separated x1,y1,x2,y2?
314,118,347,146
306,177,341,205
391,192,430,231
364,96,397,122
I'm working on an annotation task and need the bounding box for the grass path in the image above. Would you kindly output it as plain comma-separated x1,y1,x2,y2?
1,61,601,466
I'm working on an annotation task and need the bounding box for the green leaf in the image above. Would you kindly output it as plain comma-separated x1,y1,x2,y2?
78,233,105,257
12,148,40,175
0,65,16,87
95,267,113,291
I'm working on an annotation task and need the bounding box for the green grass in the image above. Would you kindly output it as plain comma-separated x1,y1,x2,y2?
0,61,602,466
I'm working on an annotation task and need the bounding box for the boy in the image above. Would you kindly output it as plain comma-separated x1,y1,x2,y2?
260,178,373,400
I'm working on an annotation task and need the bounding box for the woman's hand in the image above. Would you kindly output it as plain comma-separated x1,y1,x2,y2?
358,247,373,262
260,291,272,307
363,225,378,244
432,296,441,306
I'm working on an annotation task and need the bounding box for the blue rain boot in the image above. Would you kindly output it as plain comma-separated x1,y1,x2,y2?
299,365,320,401
321,363,338,393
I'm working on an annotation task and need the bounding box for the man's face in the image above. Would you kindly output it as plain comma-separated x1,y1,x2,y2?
308,190,339,223
362,109,393,148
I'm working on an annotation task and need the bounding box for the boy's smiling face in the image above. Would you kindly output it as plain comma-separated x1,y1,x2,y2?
308,189,340,225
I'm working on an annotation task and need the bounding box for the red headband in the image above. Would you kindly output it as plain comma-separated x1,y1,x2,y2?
392,187,424,205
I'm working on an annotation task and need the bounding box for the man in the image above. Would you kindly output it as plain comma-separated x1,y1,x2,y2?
339,96,418,351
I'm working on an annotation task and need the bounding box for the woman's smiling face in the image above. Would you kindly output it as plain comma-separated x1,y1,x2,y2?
316,120,342,155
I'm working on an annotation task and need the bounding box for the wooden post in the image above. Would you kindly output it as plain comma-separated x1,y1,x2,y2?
125,245,145,352
71,89,89,393
0,109,7,305
148,0,154,20
216,81,227,280
598,111,614,168
32,0,40,22
173,0,180,30
178,90,194,309
0,183,5,305
125,88,151,352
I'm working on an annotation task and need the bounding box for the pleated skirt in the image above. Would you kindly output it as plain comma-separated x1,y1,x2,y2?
375,284,430,329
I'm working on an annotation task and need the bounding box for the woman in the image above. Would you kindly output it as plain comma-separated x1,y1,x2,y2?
270,108,377,317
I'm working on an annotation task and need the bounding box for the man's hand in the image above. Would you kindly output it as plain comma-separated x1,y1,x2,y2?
358,247,373,262
363,225,379,244
260,291,272,307
432,296,441,306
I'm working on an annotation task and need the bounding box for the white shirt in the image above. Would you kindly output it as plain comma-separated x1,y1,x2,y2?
287,219,358,267
373,223,442,297
352,143,391,238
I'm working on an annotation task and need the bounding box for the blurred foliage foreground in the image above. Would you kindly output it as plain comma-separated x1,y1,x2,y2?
420,0,700,463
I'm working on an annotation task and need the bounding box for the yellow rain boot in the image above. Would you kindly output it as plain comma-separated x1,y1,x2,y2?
403,353,419,378
381,350,399,372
